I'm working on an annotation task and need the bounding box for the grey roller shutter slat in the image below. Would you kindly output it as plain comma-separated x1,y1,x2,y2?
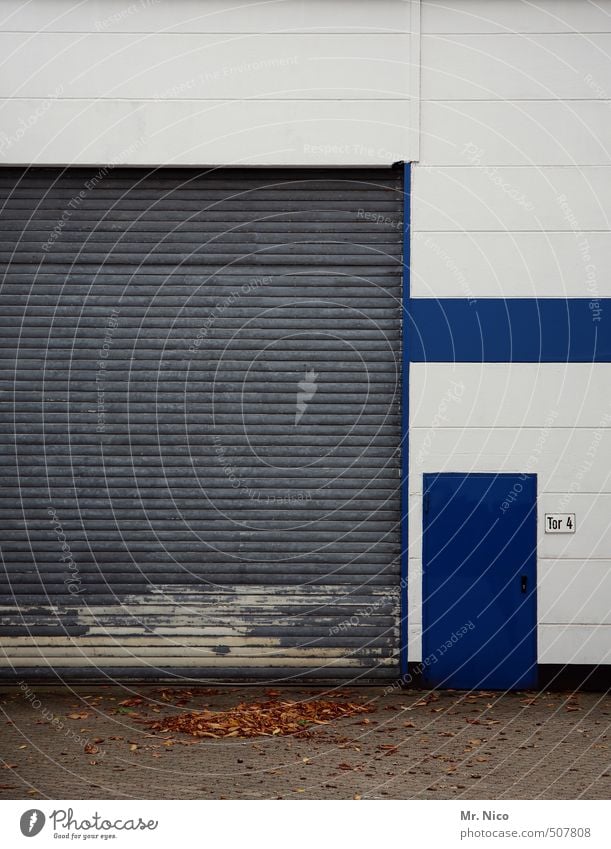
0,166,403,682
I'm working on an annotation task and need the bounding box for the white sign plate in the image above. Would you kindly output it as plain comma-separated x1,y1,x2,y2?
544,513,576,534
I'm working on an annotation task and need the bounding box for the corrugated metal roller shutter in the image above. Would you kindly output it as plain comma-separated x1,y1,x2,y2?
0,167,403,682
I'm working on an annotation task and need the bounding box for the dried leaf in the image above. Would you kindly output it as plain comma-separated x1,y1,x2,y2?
146,698,373,739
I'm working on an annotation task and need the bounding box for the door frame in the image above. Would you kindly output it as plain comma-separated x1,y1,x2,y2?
399,162,411,680
421,471,538,689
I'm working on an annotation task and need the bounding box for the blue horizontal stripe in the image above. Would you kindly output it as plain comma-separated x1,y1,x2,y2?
409,298,610,362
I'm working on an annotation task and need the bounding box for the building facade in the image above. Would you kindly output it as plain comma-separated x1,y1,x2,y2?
0,0,609,688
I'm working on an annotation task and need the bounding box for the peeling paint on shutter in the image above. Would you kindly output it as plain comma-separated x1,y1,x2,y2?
0,167,403,682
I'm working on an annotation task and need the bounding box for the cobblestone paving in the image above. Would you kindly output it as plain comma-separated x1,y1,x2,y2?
0,685,609,800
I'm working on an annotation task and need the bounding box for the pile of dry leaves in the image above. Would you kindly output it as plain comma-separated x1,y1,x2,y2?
147,698,374,739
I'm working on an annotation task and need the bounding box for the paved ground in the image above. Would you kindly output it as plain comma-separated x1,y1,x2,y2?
0,684,609,800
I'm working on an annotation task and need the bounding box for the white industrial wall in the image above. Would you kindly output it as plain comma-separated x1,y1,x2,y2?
0,0,419,165
1,0,609,670
409,0,611,664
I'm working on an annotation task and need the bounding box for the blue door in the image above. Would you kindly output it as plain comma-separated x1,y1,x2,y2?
422,473,537,690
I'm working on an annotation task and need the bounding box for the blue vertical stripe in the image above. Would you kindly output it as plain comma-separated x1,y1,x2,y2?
400,163,410,680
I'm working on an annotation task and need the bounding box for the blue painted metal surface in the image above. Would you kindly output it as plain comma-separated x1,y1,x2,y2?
400,163,410,680
410,298,610,362
422,473,537,690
